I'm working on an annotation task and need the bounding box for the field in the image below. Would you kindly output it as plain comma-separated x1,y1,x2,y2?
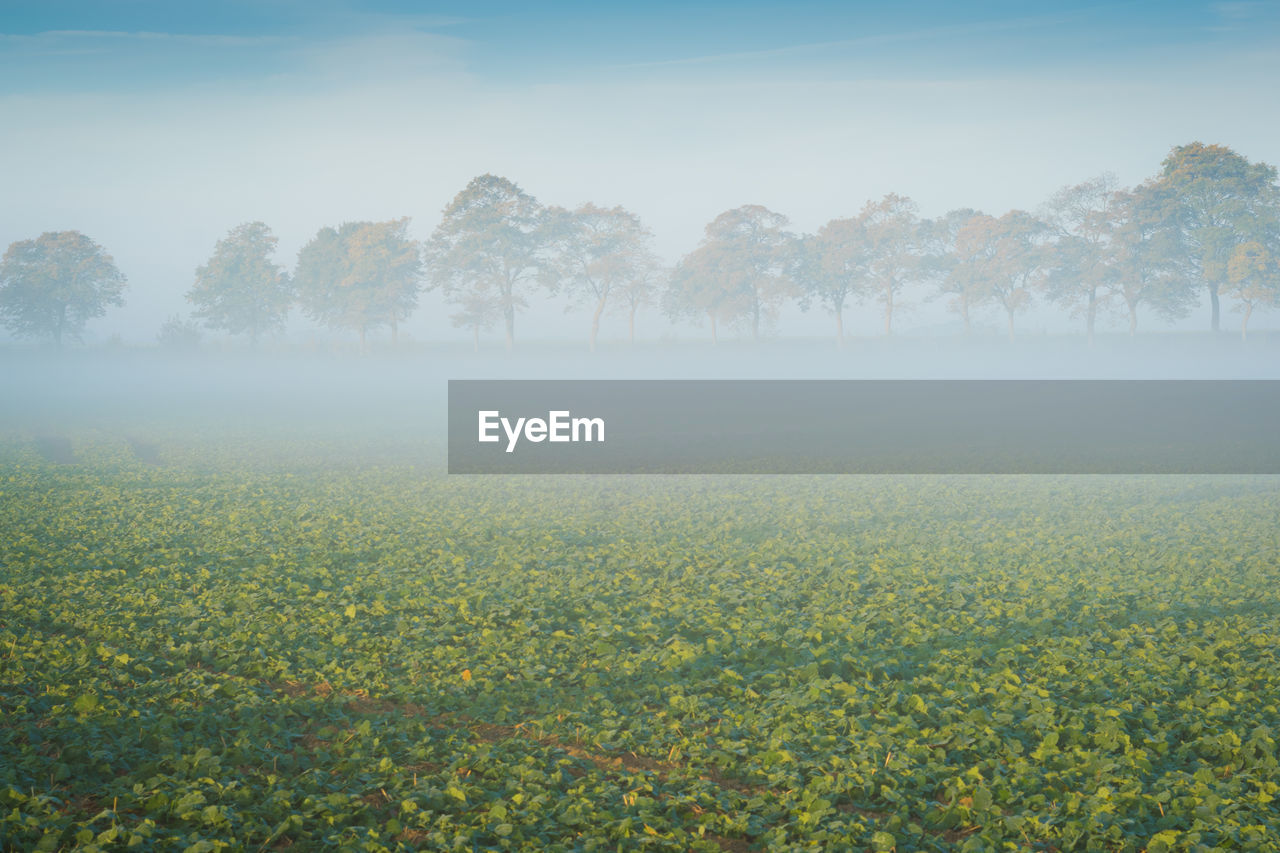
2,434,1280,851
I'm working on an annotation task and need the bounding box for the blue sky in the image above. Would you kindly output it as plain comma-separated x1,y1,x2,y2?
2,1,1279,340
5,1,1278,91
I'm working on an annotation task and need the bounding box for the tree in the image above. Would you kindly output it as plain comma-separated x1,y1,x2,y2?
1158,142,1280,331
795,218,868,347
1042,174,1120,345
427,175,548,350
665,242,735,344
955,211,1050,341
859,194,922,335
543,203,659,352
348,219,422,347
156,315,202,351
920,208,983,335
0,231,126,346
1106,181,1195,335
1226,240,1280,341
294,218,421,351
668,205,795,343
450,292,500,353
613,261,665,345
187,222,292,347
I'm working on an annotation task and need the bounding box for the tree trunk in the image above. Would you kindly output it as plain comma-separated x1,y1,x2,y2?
1006,310,1016,343
1086,290,1097,347
961,295,971,337
589,295,606,353
55,303,65,348
708,312,718,345
504,303,515,351
1128,301,1138,336
628,305,636,345
883,280,894,336
1210,283,1221,332
1242,303,1252,342
835,306,844,348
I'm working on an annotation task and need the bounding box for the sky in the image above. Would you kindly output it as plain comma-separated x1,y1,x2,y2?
2,0,1279,343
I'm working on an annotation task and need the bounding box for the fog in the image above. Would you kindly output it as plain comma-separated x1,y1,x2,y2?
2,2,1278,456
3,338,1278,467
2,2,1279,344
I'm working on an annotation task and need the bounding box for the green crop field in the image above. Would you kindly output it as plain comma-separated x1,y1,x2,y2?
2,437,1279,851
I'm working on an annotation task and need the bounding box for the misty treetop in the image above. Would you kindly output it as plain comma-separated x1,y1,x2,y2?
1228,239,1280,340
426,175,548,351
919,207,983,337
426,177,666,351
187,222,292,347
0,231,126,346
666,205,795,344
954,210,1054,343
541,203,662,353
293,218,421,352
1160,143,1280,333
1042,174,1122,345
3,141,1279,350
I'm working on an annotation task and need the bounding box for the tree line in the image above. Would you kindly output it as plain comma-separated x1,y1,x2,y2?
2,142,1278,350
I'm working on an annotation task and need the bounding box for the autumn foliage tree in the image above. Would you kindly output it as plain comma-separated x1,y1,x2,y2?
1158,142,1280,332
921,208,984,335
1106,181,1194,335
294,218,421,351
795,218,867,346
543,203,659,351
1227,240,1280,340
954,211,1051,341
0,231,126,346
668,205,794,343
859,194,922,335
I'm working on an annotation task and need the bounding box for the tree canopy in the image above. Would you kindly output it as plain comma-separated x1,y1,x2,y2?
668,205,794,343
920,208,984,335
953,211,1051,341
543,203,659,352
188,221,292,346
1042,174,1120,344
9,140,1280,350
428,175,548,350
859,194,923,335
0,231,126,346
294,218,421,350
795,217,868,346
1158,142,1280,331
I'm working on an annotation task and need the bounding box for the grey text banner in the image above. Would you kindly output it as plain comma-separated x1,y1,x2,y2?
447,380,1280,474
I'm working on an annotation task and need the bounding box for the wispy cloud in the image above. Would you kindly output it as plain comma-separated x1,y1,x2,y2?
0,29,291,47
1205,0,1280,32
284,30,472,85
607,12,1082,70
0,22,473,96
1211,1,1276,19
